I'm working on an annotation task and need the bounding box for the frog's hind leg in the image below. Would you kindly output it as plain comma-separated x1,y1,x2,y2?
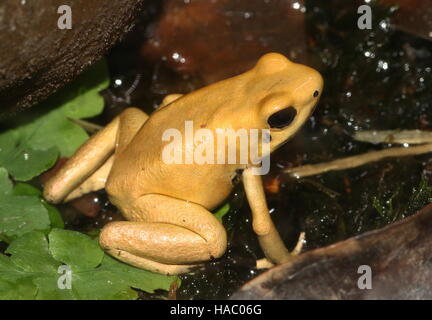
99,194,227,275
43,108,149,204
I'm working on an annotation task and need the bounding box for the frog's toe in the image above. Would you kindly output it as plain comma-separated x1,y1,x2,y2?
291,231,305,256
105,248,198,275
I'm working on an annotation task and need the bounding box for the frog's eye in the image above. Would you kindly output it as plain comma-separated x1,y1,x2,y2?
268,107,297,129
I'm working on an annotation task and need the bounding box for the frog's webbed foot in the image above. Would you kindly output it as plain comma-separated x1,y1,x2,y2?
291,231,306,255
99,194,227,275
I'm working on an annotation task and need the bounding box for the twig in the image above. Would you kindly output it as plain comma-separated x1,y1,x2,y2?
68,118,103,133
353,129,432,145
286,143,432,178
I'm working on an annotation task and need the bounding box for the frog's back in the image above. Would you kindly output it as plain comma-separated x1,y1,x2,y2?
106,63,260,209
106,95,238,210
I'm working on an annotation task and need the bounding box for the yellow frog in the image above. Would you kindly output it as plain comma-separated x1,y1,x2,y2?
43,53,323,275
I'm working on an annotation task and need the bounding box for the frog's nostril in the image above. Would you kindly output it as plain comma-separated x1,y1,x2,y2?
268,107,297,129
313,90,319,98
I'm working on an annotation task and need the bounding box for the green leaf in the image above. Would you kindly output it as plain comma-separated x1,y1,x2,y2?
12,181,64,229
43,203,65,230
99,254,178,294
48,229,104,271
0,170,51,239
0,232,61,300
0,278,37,300
59,61,109,120
0,253,25,283
6,147,58,182
0,195,50,239
0,60,109,181
0,168,12,196
0,123,59,182
71,267,138,300
13,183,42,196
47,229,175,299
0,229,177,300
0,231,65,300
16,60,109,157
6,232,60,275
33,276,76,300
213,203,230,221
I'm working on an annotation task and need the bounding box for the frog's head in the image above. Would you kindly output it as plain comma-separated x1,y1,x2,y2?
247,53,323,154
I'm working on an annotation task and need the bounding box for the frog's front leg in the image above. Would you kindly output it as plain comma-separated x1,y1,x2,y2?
242,167,303,265
44,107,149,203
44,116,120,203
99,194,227,275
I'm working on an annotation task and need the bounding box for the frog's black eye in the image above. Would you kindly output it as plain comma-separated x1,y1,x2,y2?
313,90,319,98
268,107,297,129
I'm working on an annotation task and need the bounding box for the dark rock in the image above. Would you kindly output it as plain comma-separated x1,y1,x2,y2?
232,203,432,299
0,0,146,116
